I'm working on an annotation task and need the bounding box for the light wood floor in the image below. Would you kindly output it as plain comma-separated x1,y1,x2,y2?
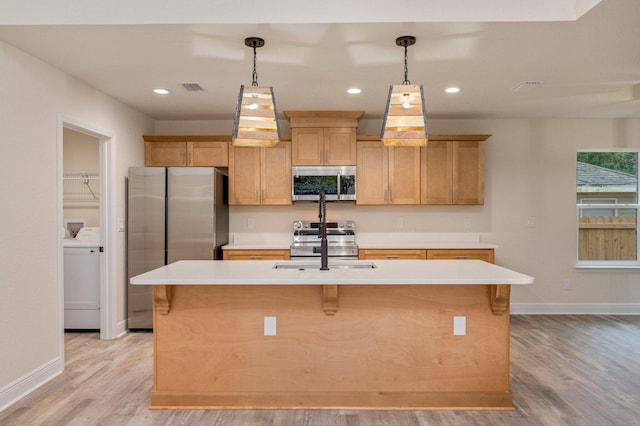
1,315,639,425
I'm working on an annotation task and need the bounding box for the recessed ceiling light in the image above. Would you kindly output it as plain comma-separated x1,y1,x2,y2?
445,87,460,93
153,88,170,95
347,88,362,94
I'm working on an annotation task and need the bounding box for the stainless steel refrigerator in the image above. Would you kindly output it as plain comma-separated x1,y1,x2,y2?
127,167,228,329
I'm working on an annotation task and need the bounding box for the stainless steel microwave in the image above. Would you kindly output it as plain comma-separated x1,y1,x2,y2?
292,166,356,201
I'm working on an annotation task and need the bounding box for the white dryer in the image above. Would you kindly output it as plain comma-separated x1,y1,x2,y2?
63,227,100,329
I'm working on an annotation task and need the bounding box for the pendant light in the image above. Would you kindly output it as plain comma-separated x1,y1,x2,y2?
380,36,428,147
232,37,281,147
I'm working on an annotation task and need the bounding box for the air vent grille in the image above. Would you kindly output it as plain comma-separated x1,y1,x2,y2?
512,81,543,91
181,82,204,92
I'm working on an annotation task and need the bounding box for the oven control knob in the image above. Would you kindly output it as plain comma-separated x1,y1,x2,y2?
293,220,303,231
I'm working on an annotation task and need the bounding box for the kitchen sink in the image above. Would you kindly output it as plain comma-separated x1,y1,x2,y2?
273,262,377,270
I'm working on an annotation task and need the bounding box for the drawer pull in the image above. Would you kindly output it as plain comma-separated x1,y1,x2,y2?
455,256,469,259
386,256,400,259
249,256,263,259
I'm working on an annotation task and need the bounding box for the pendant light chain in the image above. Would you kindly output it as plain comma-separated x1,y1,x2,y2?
251,44,259,86
403,44,411,85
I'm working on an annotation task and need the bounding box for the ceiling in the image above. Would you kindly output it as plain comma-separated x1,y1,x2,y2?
0,0,638,121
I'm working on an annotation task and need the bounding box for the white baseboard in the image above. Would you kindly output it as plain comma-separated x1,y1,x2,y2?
0,356,63,413
115,319,128,338
511,303,640,315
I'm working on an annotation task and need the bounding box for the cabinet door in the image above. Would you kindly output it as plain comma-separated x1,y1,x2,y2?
188,141,229,167
292,128,323,165
356,141,388,204
324,127,356,165
145,142,187,166
453,141,484,204
223,250,291,260
426,249,494,264
421,141,452,204
229,146,261,205
359,249,426,260
388,146,421,204
261,141,292,205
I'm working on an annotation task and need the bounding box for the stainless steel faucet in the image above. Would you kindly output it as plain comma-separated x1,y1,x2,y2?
314,190,329,270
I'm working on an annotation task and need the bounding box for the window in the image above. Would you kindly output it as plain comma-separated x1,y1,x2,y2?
577,151,639,267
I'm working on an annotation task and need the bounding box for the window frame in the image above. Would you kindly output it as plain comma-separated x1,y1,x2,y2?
576,149,640,269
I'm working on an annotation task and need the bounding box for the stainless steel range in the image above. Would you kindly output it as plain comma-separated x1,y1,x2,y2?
290,220,358,258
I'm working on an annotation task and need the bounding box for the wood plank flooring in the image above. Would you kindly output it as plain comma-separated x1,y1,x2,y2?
1,315,639,425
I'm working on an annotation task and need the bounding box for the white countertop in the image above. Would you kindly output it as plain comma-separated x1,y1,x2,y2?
222,232,497,251
130,259,533,286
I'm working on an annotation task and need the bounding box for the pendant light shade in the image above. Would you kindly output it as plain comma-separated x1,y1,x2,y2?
381,36,428,147
232,37,281,147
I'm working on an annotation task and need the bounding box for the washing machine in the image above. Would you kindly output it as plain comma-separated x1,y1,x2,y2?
63,227,100,329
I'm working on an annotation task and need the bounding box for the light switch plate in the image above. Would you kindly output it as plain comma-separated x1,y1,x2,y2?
453,316,466,336
264,316,276,336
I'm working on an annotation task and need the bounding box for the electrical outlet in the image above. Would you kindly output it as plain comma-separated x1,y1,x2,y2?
264,316,276,336
247,217,255,229
453,316,466,336
463,218,472,230
563,279,571,290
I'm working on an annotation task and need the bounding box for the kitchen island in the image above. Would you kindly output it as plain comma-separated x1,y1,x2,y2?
131,259,533,410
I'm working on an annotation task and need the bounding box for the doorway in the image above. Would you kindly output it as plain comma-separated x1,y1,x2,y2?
58,115,116,346
62,128,100,331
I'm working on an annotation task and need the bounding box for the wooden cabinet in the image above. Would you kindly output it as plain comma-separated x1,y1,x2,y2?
426,249,495,264
421,137,487,205
143,136,229,167
188,142,228,167
144,141,186,166
291,127,357,165
285,111,363,166
229,141,291,205
356,141,421,205
359,249,426,260
223,250,290,260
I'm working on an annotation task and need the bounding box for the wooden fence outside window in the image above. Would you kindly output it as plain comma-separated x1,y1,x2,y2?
578,216,636,260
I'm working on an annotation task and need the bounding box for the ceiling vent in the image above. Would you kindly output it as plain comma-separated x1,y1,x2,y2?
181,82,204,92
512,81,543,91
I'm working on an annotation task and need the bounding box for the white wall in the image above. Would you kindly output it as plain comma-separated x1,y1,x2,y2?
156,117,640,311
0,40,151,409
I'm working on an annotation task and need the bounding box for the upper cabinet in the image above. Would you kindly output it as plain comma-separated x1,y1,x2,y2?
229,141,291,205
144,130,489,208
143,136,229,167
421,136,489,205
285,111,363,166
356,140,421,205
291,127,357,165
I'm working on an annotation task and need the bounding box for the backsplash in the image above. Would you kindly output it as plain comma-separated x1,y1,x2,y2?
229,204,491,234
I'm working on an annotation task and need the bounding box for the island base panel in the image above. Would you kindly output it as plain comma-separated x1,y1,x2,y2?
150,391,514,410
152,284,512,409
